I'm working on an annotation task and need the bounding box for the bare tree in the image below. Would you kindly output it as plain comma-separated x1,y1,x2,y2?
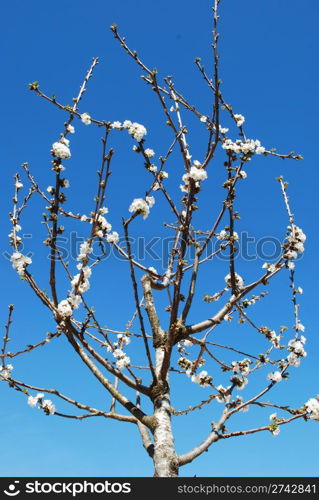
2,0,317,477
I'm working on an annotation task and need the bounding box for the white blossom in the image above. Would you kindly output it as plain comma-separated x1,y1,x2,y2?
68,294,82,310
60,137,70,146
27,392,44,408
269,330,281,348
145,148,155,158
116,356,131,371
10,252,32,275
27,396,38,407
262,263,277,274
217,230,227,241
200,115,207,123
127,122,147,142
234,114,245,127
231,375,248,390
287,352,301,368
145,196,155,208
81,112,91,125
117,334,131,345
0,364,13,380
71,273,90,294
191,370,212,387
267,371,282,383
296,321,305,332
231,359,251,375
256,145,265,155
106,231,119,244
15,181,23,189
224,272,244,289
239,170,247,179
42,399,56,415
129,198,150,219
57,299,73,319
305,398,319,420
188,165,208,182
288,338,307,357
111,121,122,129
216,385,231,403
113,348,124,358
219,125,229,134
77,241,93,261
52,141,71,159
67,124,75,133
123,120,132,128
271,426,280,436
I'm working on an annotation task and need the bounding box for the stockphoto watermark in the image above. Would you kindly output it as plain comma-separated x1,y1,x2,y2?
2,479,131,496
3,231,302,268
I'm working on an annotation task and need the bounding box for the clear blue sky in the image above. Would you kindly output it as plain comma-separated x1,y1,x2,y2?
1,0,318,477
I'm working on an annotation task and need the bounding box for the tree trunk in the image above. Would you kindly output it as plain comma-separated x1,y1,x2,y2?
153,392,179,477
152,347,179,477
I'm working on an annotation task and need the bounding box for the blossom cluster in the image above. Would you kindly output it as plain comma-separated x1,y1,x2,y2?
111,120,147,142
231,358,252,375
0,364,13,380
269,413,280,436
267,371,283,383
178,356,211,386
129,196,155,219
107,333,131,371
262,262,278,274
112,348,131,371
10,252,32,276
9,205,23,248
224,272,244,289
284,225,306,266
304,398,319,421
222,138,265,156
152,171,168,191
287,336,307,367
215,385,231,404
51,137,71,159
180,161,207,192
217,229,239,242
191,370,212,387
28,392,56,414
81,112,92,125
230,375,248,390
92,207,119,243
259,326,281,348
57,240,93,320
234,114,245,127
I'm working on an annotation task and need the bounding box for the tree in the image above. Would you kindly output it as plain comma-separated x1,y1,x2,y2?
2,0,317,477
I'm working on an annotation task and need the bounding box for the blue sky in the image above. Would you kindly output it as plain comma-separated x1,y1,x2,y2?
1,0,318,477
